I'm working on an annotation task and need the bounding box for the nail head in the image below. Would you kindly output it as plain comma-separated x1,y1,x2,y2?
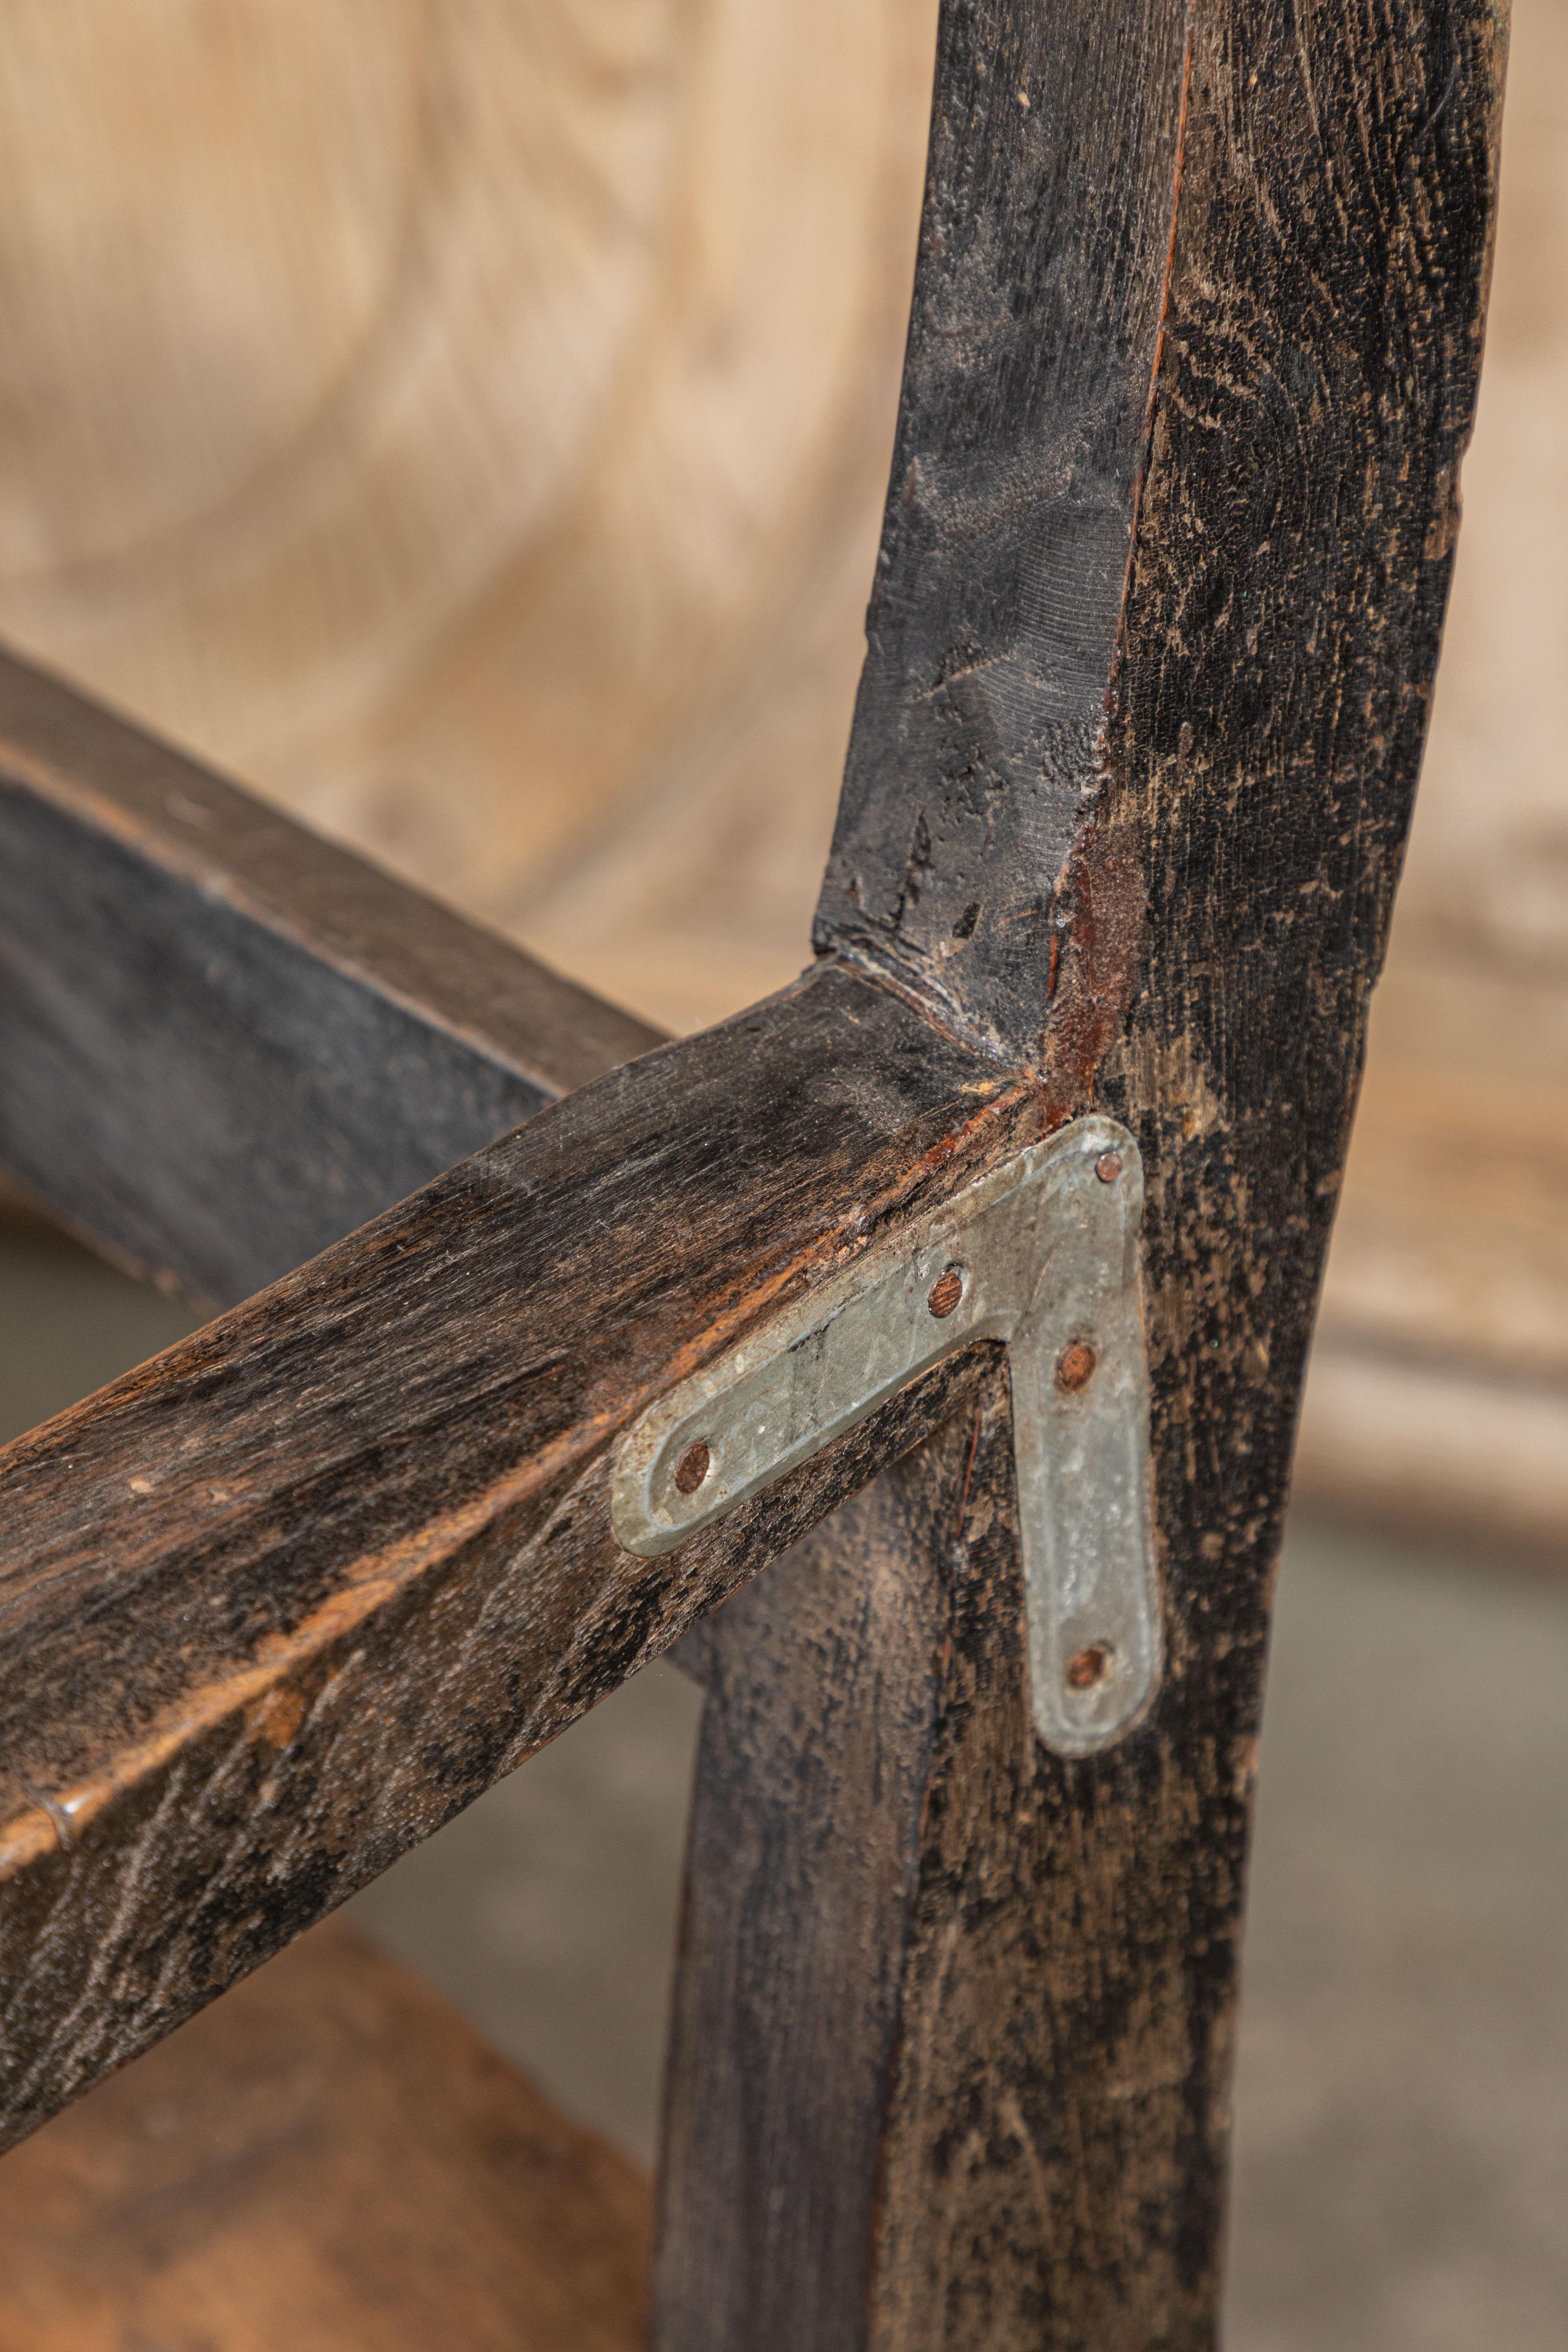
927,1265,964,1319
674,1440,711,1495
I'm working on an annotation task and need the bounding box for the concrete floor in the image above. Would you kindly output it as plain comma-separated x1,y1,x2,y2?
5,1213,1567,2348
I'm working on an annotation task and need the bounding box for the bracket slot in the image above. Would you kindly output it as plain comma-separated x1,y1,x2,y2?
612,1116,1161,1755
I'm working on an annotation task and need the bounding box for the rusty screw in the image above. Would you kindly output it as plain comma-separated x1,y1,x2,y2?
1055,1339,1098,1393
1095,1150,1124,1184
1066,1643,1112,1691
927,1264,964,1319
674,1440,711,1495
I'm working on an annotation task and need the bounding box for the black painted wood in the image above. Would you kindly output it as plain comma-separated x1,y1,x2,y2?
655,1451,953,2352
0,646,662,1306
660,0,1509,2343
0,959,1030,2151
816,0,1189,1068
0,0,1507,2335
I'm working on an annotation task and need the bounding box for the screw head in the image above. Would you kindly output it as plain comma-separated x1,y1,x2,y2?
927,1264,964,1319
1066,1643,1112,1691
1055,1339,1098,1393
1095,1150,1124,1184
674,1440,711,1495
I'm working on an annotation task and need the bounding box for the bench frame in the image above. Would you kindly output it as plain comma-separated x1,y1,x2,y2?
0,2,1506,2344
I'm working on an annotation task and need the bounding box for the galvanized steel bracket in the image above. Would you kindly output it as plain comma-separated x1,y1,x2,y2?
611,1116,1161,1756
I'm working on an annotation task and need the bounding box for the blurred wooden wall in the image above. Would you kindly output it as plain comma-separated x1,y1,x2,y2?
1,0,1563,1552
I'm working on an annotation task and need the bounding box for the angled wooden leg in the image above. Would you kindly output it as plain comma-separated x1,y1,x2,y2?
653,1424,964,2352
657,1369,1241,2349
862,1390,1237,2351
654,0,1506,2339
0,0,1506,2326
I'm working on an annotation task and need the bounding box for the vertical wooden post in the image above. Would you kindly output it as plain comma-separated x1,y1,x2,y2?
654,1437,964,2352
654,0,1506,2342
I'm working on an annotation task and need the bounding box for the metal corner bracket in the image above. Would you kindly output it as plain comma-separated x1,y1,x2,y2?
611,1115,1161,1757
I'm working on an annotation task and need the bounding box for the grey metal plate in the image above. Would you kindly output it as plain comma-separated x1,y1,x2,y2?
612,1117,1160,1755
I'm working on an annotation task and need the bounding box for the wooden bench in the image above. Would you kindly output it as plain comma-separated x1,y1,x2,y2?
0,2,1506,2343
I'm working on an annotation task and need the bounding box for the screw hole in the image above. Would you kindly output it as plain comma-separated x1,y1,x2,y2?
1055,1340,1098,1393
675,1441,711,1495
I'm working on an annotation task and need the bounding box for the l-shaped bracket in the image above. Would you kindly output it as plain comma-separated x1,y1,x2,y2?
613,1116,1161,1756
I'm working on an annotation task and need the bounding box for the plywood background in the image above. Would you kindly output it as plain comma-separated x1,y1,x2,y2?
1,0,1563,1547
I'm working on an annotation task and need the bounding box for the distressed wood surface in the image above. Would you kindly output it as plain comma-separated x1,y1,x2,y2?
664,1372,1238,2349
656,1443,954,2352
817,0,1187,1067
0,646,662,1306
1287,0,1568,1556
658,0,1509,2343
0,1918,651,2352
0,0,1510,2337
0,959,1028,2151
0,0,1557,1554
859,1379,1220,2348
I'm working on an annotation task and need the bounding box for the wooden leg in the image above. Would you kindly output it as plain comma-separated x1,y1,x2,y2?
652,1,1507,2333
652,1435,953,2352
656,1361,1261,2349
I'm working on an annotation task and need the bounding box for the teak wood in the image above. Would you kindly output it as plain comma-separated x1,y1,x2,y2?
0,0,1506,2346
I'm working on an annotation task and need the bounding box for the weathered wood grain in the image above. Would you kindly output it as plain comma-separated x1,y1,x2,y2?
660,0,1509,2343
0,959,1027,2151
1296,949,1568,1558
0,646,662,1307
860,1377,1228,2350
816,0,1189,1067
0,1,1509,2339
663,1372,1239,2349
654,1437,956,2352
0,1918,652,2352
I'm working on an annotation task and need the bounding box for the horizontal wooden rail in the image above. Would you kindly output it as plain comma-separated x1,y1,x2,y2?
0,959,1032,2152
0,646,663,1306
